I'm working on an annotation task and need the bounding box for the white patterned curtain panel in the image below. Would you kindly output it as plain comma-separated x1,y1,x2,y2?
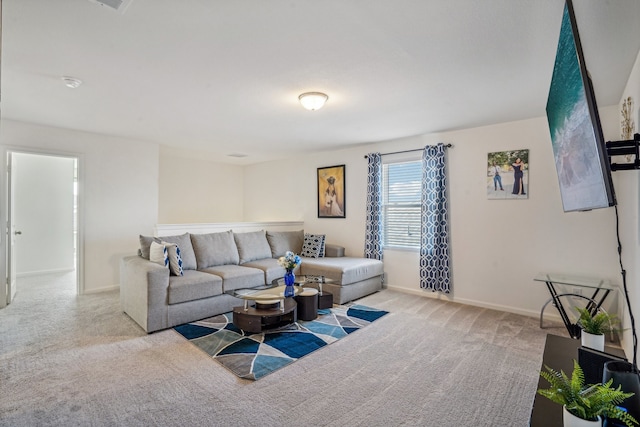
364,153,383,260
420,143,451,293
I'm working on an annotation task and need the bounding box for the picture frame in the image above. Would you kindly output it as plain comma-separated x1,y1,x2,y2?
487,149,529,199
317,164,346,218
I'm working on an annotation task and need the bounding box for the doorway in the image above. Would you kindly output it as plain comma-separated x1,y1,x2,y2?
6,151,81,304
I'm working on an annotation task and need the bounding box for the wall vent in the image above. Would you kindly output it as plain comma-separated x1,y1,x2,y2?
87,0,133,14
227,153,248,158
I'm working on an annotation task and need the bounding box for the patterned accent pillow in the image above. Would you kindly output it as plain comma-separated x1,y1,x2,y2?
140,233,196,271
160,233,197,271
161,241,184,276
301,233,325,258
149,241,169,267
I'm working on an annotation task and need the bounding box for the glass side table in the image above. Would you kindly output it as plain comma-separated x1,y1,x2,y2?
534,273,616,339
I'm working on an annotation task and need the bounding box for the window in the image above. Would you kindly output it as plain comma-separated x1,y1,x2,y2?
382,160,421,249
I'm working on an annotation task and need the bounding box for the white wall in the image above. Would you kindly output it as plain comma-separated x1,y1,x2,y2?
244,111,627,322
158,146,244,223
243,161,310,223
13,153,74,275
616,48,640,363
0,119,159,294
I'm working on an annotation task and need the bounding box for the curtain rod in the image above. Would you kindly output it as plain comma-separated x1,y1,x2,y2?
364,144,452,159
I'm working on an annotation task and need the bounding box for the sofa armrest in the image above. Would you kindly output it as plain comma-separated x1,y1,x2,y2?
120,255,170,333
325,244,345,257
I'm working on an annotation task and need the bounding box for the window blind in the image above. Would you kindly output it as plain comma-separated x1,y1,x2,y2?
382,160,421,249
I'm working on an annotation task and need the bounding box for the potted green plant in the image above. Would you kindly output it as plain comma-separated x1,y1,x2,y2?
538,360,637,427
576,307,618,352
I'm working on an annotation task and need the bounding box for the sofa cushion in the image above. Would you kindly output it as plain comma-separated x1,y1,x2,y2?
266,230,304,258
301,233,325,258
242,258,290,284
200,265,264,293
324,244,345,258
150,233,197,271
191,231,239,269
168,270,223,305
139,235,156,259
234,230,272,264
300,257,384,285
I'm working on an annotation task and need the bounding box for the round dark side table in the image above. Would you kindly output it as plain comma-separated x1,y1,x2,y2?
272,275,334,315
295,288,318,321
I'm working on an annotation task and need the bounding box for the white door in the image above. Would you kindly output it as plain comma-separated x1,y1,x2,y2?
4,151,79,304
6,152,17,303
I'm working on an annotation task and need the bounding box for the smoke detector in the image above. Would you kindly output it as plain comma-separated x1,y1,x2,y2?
87,0,134,14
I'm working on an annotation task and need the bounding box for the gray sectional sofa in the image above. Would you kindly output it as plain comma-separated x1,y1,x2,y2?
120,229,384,333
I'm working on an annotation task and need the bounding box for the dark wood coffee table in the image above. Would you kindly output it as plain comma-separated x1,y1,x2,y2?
230,284,300,333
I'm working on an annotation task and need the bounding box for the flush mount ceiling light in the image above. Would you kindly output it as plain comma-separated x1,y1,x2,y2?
62,76,83,89
298,92,328,111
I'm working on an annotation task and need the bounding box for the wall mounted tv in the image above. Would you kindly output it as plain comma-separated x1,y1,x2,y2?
545,0,616,212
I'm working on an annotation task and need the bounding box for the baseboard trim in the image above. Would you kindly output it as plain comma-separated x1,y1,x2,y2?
384,284,563,323
83,285,119,295
16,268,74,278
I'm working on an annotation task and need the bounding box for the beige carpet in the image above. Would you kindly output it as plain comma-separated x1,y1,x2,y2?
0,272,565,426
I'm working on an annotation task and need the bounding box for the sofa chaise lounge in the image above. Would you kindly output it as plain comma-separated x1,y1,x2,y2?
120,229,384,333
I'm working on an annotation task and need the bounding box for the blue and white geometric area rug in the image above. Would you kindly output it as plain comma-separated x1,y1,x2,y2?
173,304,389,381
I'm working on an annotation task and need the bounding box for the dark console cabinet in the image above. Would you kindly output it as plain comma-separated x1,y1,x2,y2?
530,334,626,426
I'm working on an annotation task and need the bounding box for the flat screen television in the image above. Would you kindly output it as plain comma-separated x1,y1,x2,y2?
545,0,616,212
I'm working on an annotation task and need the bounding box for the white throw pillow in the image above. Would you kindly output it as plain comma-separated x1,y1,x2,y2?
149,241,169,267
161,241,184,276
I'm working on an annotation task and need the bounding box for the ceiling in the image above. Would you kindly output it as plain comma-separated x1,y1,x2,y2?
2,0,640,164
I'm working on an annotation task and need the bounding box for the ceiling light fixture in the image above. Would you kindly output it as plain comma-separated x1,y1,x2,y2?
62,76,83,89
298,92,328,111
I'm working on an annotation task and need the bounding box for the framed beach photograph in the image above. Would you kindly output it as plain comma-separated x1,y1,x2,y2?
487,149,529,199
317,164,346,218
